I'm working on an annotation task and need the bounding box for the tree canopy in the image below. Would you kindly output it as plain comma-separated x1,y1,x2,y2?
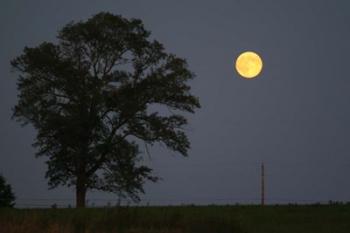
0,174,15,208
11,12,200,207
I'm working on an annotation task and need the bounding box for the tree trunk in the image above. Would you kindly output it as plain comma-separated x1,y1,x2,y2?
76,175,86,208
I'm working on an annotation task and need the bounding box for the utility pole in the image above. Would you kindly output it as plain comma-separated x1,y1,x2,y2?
261,162,265,206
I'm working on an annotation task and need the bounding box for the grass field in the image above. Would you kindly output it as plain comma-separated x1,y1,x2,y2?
1,205,350,233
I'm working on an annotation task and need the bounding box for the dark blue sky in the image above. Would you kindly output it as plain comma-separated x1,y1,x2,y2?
1,0,350,207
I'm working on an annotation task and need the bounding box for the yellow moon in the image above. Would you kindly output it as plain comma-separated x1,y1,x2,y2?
235,51,263,79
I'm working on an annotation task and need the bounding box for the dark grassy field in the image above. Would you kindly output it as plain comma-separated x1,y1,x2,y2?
1,205,350,233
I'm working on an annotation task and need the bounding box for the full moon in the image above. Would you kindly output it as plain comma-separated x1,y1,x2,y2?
235,51,263,79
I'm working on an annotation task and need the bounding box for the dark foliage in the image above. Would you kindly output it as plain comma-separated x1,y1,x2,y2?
0,175,15,207
11,12,200,207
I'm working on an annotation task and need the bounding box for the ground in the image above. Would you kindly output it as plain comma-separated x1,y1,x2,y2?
0,205,350,233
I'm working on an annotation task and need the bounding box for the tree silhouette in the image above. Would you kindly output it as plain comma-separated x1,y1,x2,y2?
11,12,200,207
0,174,15,208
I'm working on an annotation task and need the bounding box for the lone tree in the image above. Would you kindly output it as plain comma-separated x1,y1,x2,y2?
0,174,15,208
11,12,200,207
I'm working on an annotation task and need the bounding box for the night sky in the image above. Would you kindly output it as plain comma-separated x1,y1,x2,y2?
1,0,350,207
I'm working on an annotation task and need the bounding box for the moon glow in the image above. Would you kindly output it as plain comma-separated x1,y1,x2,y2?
235,51,263,79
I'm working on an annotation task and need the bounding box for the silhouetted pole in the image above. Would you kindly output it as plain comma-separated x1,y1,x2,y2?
261,162,265,206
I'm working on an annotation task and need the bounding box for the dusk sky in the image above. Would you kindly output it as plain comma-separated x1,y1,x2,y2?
1,0,350,207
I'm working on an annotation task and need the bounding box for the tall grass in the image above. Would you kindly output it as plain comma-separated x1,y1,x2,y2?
1,205,350,233
0,206,241,233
